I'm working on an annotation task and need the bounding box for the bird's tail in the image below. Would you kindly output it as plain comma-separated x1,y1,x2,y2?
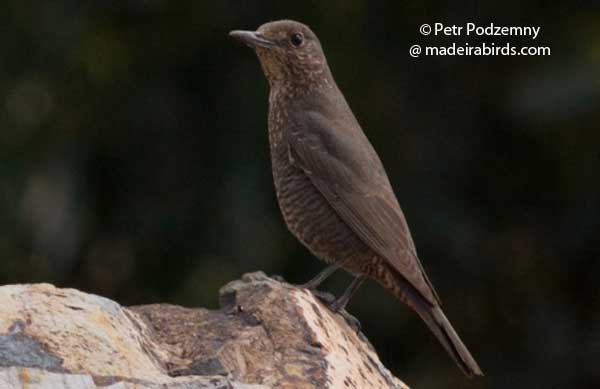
389,273,484,377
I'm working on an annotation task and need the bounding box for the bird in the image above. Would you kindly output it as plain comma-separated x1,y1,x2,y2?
229,20,483,378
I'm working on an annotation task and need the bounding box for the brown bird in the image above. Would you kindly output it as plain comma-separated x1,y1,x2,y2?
229,20,483,377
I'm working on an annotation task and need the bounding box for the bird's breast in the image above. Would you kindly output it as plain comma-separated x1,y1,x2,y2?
267,113,376,271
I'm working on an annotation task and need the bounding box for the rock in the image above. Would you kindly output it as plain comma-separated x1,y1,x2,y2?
0,272,409,388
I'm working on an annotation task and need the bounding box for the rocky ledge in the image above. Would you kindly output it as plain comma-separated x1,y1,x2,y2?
0,272,408,388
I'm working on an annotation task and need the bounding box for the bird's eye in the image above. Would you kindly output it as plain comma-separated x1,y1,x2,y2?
290,32,304,47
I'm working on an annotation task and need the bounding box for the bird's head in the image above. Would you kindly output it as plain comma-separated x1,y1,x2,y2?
230,20,332,89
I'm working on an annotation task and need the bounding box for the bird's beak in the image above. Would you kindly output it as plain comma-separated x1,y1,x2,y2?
229,30,276,49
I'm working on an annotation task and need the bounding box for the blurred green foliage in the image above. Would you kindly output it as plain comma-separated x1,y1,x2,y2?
1,1,599,387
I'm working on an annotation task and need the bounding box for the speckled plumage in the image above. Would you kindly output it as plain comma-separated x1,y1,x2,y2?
269,88,378,274
230,20,483,378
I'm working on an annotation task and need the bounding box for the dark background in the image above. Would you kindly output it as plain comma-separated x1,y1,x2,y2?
2,1,599,388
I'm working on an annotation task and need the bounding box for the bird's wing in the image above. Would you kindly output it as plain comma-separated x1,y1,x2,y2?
285,108,440,306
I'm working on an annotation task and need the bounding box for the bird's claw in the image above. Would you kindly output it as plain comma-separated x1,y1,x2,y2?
336,309,362,333
304,288,362,333
304,288,337,305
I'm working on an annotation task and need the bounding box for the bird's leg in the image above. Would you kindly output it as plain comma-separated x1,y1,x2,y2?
297,264,340,306
330,275,366,312
300,268,366,333
300,264,339,290
325,275,366,333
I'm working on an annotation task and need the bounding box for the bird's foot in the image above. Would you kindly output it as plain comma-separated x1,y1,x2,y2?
334,308,362,333
305,288,337,305
270,274,286,283
307,290,361,333
288,270,363,333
